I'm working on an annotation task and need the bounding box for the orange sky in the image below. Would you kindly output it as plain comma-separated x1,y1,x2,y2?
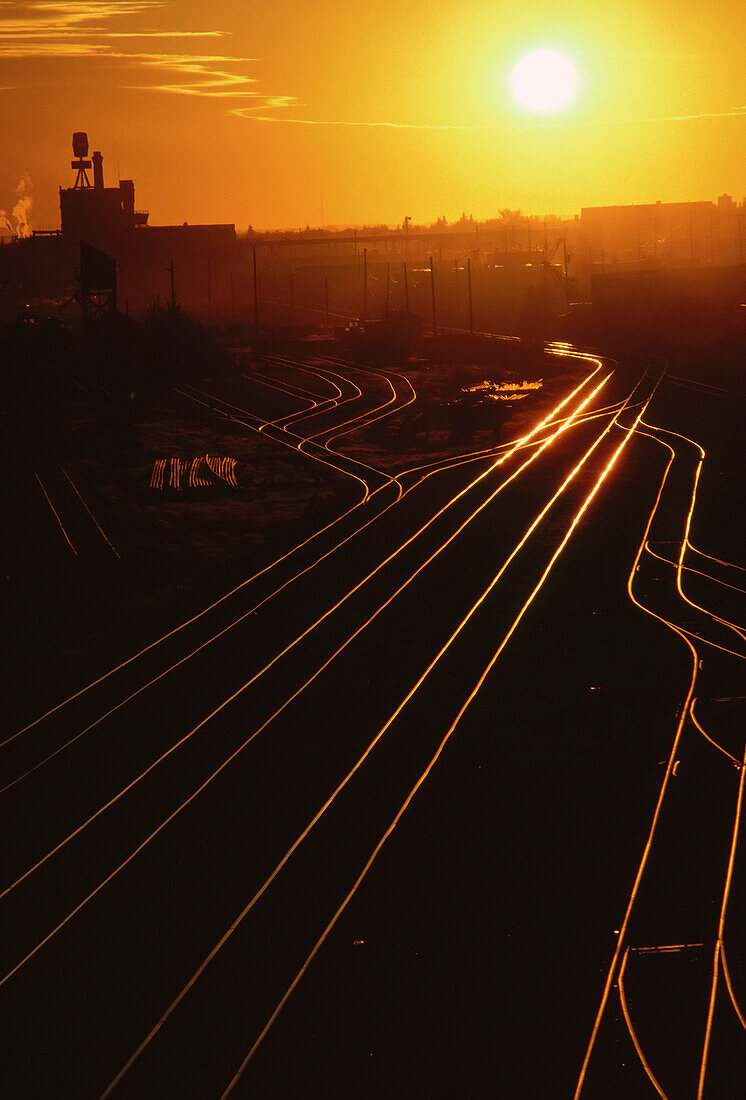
1,0,745,231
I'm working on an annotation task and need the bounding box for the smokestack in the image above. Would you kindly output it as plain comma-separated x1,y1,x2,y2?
92,150,104,189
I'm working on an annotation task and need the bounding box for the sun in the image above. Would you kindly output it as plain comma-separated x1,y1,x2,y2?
511,49,578,113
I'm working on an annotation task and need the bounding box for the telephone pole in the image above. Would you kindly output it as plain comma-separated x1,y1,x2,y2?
467,258,473,335
252,245,259,327
362,247,368,318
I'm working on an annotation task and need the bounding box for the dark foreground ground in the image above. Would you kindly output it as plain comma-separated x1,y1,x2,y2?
1,351,744,1098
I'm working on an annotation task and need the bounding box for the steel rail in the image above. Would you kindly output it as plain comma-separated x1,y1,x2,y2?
214,369,659,1098
638,418,746,646
644,543,746,597
99,370,645,1096
59,465,120,559
688,698,743,770
617,947,671,1098
1,398,619,795
3,357,602,749
34,472,77,556
696,737,746,1098
573,412,699,1099
0,371,612,989
574,405,745,1096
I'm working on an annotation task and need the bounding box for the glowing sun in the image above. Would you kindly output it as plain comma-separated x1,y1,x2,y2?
511,49,577,113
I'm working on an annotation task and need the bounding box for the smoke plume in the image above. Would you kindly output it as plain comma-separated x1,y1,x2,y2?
0,175,33,238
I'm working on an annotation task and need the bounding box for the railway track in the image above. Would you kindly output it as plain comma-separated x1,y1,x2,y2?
6,348,742,1097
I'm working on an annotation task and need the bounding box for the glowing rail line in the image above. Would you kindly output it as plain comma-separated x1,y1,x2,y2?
0,370,613,995
645,543,746,597
3,354,603,765
624,424,746,661
2,367,612,791
282,356,417,455
573,417,698,1100
696,736,746,1099
638,420,746,645
178,383,381,503
3,362,584,748
688,698,742,770
214,369,659,1097
617,947,670,1099
100,372,650,1095
267,360,361,430
0,370,605,900
720,942,746,1032
34,472,77,556
574,397,746,1097
4,372,406,748
56,466,119,557
1,389,617,795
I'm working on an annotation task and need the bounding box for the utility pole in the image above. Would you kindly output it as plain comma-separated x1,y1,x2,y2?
709,208,714,264
290,271,295,309
467,257,473,335
385,261,390,314
429,254,437,336
324,275,330,327
403,261,409,312
453,257,459,322
168,260,175,310
689,209,694,261
252,244,259,327
562,237,570,312
363,247,368,318
230,271,234,323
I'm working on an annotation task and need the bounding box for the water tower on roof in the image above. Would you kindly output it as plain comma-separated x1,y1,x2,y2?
60,131,148,245
71,132,92,189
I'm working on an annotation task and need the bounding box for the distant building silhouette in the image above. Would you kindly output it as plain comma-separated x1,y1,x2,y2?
0,132,237,316
60,133,148,245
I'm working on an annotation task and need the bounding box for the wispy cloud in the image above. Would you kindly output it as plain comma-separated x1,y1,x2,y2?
128,53,262,98
0,1,296,110
1,1,161,38
231,105,746,130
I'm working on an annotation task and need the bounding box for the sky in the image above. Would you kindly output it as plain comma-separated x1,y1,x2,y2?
1,0,745,231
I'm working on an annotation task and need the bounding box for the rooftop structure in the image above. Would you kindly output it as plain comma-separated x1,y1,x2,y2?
60,132,148,249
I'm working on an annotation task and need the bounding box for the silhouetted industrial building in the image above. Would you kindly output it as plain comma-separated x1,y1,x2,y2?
0,132,237,317
60,131,148,246
580,199,744,266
